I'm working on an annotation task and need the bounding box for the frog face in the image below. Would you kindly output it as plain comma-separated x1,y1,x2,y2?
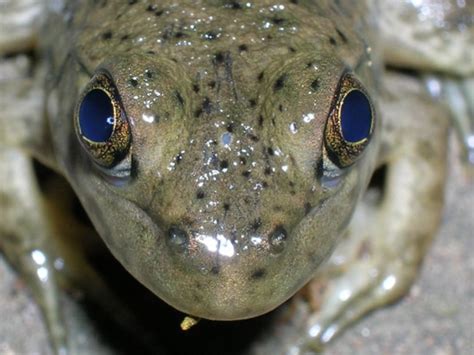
63,49,379,320
45,1,381,320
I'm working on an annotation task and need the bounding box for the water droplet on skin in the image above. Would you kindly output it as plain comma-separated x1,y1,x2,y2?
289,122,298,134
221,132,233,146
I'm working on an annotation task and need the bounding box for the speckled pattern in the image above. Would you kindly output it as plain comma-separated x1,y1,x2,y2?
44,0,379,321
0,140,472,355
0,0,472,353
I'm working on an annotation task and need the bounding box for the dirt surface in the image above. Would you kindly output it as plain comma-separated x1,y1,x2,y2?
1,143,473,354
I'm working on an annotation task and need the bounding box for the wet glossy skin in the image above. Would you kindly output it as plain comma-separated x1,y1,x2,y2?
45,1,379,319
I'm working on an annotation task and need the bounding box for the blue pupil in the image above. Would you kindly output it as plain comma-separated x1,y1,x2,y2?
79,89,115,142
340,90,372,143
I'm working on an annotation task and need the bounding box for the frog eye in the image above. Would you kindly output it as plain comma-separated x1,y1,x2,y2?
324,73,375,168
75,71,131,168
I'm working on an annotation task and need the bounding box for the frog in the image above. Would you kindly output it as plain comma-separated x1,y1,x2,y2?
0,0,472,354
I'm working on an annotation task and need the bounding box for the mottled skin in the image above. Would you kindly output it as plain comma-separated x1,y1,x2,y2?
0,0,472,354
45,0,380,320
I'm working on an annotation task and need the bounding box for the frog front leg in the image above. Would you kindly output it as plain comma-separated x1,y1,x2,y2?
295,71,450,352
0,147,67,354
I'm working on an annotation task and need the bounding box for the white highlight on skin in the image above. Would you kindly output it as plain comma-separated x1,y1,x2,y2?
382,275,397,290
302,112,315,123
31,250,46,266
37,267,49,283
142,113,156,123
196,233,235,257
321,324,338,343
308,324,321,338
338,288,352,302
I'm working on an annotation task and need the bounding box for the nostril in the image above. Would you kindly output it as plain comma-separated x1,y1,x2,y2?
269,226,288,254
167,226,189,253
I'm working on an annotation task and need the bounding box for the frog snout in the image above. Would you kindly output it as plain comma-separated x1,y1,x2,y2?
165,224,289,257
154,223,299,320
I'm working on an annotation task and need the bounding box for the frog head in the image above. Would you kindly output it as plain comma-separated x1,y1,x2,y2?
60,47,380,320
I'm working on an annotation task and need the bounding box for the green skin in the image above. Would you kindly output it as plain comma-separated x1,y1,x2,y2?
0,0,472,353
46,0,379,319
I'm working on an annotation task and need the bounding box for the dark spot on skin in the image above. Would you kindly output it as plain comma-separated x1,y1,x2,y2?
250,269,266,280
239,157,247,165
220,160,229,170
210,266,220,275
224,1,243,9
258,115,264,127
251,218,262,231
238,44,248,52
267,147,274,156
242,170,251,178
146,4,157,12
214,52,225,64
145,70,153,79
336,28,348,43
249,99,257,107
249,134,259,142
272,17,286,25
202,97,212,114
101,31,112,40
310,79,320,91
257,71,264,82
273,74,287,92
175,91,184,107
192,83,200,93
223,203,230,211
329,36,337,46
129,78,138,87
196,190,205,199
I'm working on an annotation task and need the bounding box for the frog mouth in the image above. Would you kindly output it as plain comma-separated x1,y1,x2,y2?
87,238,308,353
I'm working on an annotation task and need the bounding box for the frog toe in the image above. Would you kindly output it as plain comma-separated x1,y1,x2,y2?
297,259,417,352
